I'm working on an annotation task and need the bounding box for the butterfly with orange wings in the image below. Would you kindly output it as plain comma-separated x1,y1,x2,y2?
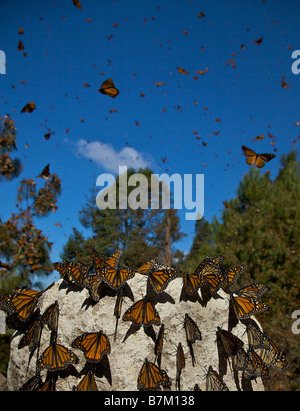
219,263,245,293
38,337,79,372
137,358,165,391
0,288,42,323
176,342,185,391
137,260,177,293
122,296,161,327
206,366,229,391
184,313,202,367
183,256,225,296
99,78,119,98
230,284,268,319
53,261,87,288
246,322,288,372
242,146,276,168
72,331,111,363
154,323,165,369
74,371,98,391
97,250,135,291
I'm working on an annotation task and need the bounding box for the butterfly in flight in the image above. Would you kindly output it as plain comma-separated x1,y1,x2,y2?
21,102,36,113
36,164,51,180
122,296,160,327
242,146,276,168
99,78,119,98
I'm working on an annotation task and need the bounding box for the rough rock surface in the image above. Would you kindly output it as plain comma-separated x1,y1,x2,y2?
7,275,265,391
0,373,7,391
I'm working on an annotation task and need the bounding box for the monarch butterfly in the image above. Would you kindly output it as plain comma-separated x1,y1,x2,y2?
38,341,79,371
83,274,104,302
74,371,98,391
246,323,288,372
19,373,42,391
219,264,245,292
137,260,177,293
99,78,119,98
194,257,225,295
258,337,288,372
21,102,36,113
72,331,111,363
177,67,189,74
230,284,268,319
154,324,165,369
184,313,202,367
72,0,82,9
53,261,86,288
206,366,229,391
36,379,56,391
242,145,276,168
161,369,172,388
242,350,271,380
42,301,59,332
114,289,124,341
216,327,244,357
36,164,51,180
137,358,164,391
0,288,42,322
18,315,43,352
176,342,185,391
182,271,206,295
99,265,135,290
122,296,161,327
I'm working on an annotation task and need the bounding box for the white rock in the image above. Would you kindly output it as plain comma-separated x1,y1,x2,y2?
7,275,265,391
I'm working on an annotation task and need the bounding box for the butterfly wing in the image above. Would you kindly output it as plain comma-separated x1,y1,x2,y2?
18,316,43,352
137,359,163,391
122,297,160,326
72,332,111,363
99,78,119,98
184,314,202,344
100,266,135,290
206,366,229,391
38,343,78,371
182,272,206,295
75,371,98,391
242,145,257,166
42,301,59,332
0,288,41,322
259,338,288,372
231,295,268,319
148,264,177,293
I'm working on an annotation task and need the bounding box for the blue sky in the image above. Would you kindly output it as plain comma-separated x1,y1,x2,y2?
0,0,299,283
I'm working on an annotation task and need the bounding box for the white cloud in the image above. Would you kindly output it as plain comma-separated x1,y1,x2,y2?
76,139,151,173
